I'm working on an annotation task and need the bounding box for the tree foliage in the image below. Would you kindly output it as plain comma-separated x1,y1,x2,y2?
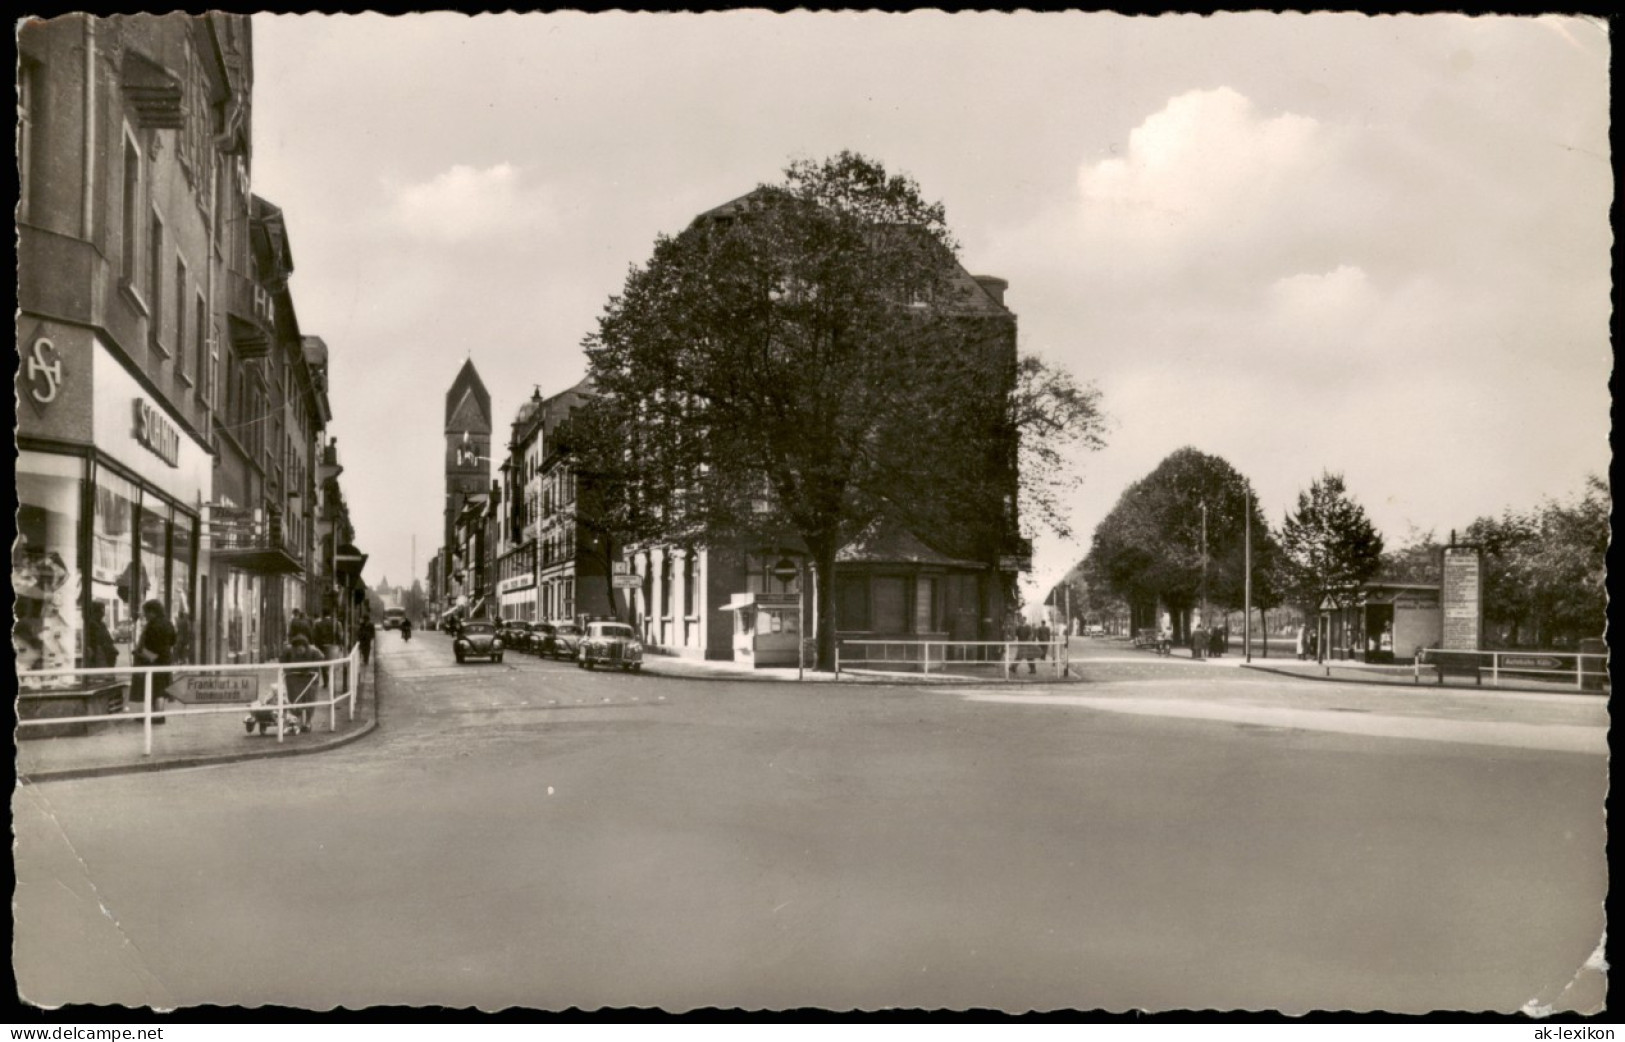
1464,474,1607,646
1278,472,1384,611
577,151,1104,668
1084,447,1278,620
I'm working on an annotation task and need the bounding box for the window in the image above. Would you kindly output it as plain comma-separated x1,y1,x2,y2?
121,133,142,287
203,321,219,409
872,577,907,633
15,453,84,674
836,575,869,631
175,258,191,382
193,294,208,398
148,211,166,355
684,553,696,617
915,576,939,634
18,59,35,222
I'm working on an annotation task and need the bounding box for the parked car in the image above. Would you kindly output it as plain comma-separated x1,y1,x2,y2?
453,620,504,664
524,621,554,655
578,621,643,672
382,608,407,631
543,621,583,660
501,620,534,652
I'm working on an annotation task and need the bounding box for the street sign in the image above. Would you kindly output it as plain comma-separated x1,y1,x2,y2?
613,560,630,575
613,574,641,589
771,558,799,584
1500,654,1564,670
998,554,1032,573
168,672,260,704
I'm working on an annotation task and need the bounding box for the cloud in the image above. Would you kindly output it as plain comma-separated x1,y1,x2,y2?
382,163,557,243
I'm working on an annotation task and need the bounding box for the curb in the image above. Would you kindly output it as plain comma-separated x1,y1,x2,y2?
636,661,1089,687
1239,662,1607,698
16,714,379,784
18,663,382,785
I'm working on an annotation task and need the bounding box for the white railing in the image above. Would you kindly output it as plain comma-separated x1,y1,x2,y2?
836,639,1069,680
16,645,362,756
1414,648,1609,690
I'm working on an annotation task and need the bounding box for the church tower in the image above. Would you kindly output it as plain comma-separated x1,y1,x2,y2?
443,359,493,555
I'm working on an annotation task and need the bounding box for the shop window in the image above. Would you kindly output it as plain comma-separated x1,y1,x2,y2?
171,512,196,663
139,501,171,649
14,452,85,675
94,468,141,667
836,574,869,631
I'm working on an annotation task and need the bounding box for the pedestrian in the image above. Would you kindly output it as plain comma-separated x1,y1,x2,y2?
401,615,413,642
84,602,118,669
1191,620,1208,661
281,632,326,733
1295,624,1307,661
288,608,313,644
1015,618,1035,674
313,609,343,652
1307,628,1318,661
132,599,175,724
1208,625,1224,659
358,615,376,665
1037,619,1052,662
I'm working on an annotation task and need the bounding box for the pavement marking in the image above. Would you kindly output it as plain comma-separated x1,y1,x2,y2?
958,692,1608,755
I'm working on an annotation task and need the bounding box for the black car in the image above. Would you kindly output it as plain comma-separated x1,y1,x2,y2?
453,621,504,664
542,621,582,660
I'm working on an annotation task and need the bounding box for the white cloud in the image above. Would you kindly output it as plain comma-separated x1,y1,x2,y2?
383,163,557,243
1077,87,1326,265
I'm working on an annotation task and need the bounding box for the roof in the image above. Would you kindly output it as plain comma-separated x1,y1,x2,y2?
444,359,492,433
835,517,984,569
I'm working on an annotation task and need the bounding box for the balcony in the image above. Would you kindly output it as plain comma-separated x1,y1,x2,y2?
225,269,272,358
121,51,184,130
208,506,303,575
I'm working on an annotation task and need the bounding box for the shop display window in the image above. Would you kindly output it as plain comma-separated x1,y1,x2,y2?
139,502,171,653
14,453,84,682
94,468,140,668
171,512,196,663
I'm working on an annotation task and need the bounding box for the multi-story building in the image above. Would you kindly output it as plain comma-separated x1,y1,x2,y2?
494,390,544,623
16,13,363,674
17,13,245,672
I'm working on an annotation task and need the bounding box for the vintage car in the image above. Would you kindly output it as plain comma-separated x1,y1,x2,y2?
524,621,555,656
577,621,643,672
382,608,407,631
453,620,504,664
498,620,532,649
543,621,583,660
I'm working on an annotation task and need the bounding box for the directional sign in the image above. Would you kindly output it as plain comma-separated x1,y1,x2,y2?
167,672,260,705
613,574,641,589
1500,655,1564,671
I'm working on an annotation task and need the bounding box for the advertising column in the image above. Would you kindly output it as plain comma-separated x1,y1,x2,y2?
1440,544,1483,651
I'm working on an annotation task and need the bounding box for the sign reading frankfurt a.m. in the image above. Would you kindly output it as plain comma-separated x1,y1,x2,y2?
168,673,259,704
1441,546,1483,651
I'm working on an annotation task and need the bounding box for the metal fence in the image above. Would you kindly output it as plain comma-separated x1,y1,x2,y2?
836,639,1069,680
1414,647,1609,690
16,645,362,756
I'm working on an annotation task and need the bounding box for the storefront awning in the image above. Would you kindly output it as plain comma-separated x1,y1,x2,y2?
213,546,304,575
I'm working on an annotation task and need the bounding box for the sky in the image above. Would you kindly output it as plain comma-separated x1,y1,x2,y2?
249,12,1613,600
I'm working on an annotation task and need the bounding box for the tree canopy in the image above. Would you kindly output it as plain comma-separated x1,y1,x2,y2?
1084,447,1278,621
1463,474,1607,646
1278,472,1384,611
576,152,1104,667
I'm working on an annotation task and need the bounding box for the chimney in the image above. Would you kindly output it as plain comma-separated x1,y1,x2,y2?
973,275,1008,307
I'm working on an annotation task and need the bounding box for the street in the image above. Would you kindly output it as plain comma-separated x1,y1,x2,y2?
13,631,1607,1013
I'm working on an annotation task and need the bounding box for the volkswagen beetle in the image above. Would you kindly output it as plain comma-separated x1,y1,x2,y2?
454,620,504,664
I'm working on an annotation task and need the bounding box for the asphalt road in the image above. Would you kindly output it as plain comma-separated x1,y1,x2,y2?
13,630,1607,1013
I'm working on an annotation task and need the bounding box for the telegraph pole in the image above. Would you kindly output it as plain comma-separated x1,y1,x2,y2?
1244,487,1252,662
1200,500,1209,630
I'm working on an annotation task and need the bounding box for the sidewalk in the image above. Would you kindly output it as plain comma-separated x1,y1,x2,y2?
15,657,379,784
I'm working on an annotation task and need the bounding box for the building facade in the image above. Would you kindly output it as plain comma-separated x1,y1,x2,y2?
438,360,492,624
16,13,363,677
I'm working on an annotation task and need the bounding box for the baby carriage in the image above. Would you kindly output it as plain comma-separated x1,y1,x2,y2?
244,664,323,736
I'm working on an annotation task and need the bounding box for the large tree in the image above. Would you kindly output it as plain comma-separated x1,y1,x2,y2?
1084,447,1276,635
1278,472,1384,615
578,152,1103,669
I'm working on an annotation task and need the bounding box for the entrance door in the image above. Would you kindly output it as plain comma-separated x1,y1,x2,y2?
1366,603,1395,664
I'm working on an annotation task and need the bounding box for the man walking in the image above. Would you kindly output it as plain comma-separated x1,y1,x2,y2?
1036,619,1053,666
358,614,376,666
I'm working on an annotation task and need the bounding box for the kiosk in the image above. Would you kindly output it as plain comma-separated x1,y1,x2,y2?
723,591,802,668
